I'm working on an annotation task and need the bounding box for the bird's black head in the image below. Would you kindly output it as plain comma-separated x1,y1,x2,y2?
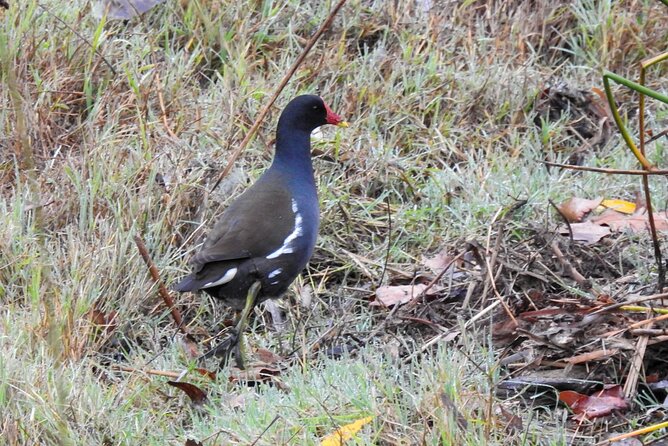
278,95,347,133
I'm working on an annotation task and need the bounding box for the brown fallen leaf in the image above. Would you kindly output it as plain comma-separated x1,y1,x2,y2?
179,335,201,359
558,197,603,223
422,249,456,273
255,348,282,365
87,309,119,334
592,209,668,232
559,222,611,244
497,405,522,434
371,284,443,307
167,381,208,405
559,385,628,420
228,365,282,386
193,368,217,381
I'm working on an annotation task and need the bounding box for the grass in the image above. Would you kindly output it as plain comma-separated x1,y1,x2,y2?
2,0,668,444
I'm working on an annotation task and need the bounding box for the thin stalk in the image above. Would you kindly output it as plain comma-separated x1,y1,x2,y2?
638,57,664,290
602,72,653,170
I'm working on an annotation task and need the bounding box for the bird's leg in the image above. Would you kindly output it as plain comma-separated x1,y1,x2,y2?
229,280,262,370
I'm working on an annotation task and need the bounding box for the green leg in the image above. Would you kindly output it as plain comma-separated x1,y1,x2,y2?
231,280,261,370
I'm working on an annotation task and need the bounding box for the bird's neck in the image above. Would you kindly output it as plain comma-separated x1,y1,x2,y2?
272,129,315,184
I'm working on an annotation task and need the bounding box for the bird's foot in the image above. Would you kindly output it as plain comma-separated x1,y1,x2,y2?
199,328,240,367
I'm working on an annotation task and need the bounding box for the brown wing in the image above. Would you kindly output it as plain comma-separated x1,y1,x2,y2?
190,173,295,271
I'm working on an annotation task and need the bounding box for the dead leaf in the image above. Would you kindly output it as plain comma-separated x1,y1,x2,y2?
167,381,208,405
559,222,611,244
557,197,603,223
319,416,373,446
423,249,455,273
497,405,522,434
559,385,628,420
179,335,201,359
600,199,636,214
371,284,443,307
592,209,668,232
255,348,282,365
87,309,119,341
492,318,519,341
194,368,217,380
228,365,282,386
185,440,203,446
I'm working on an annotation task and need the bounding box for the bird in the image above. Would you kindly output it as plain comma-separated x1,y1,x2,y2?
173,95,348,368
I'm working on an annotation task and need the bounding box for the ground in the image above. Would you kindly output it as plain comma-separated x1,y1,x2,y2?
2,0,668,444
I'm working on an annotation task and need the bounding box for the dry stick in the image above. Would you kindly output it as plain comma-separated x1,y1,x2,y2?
602,311,668,338
376,195,392,289
542,160,668,175
549,240,590,290
38,4,117,76
549,199,573,242
209,0,349,193
480,201,527,324
156,72,178,139
624,331,650,399
597,420,668,445
638,64,665,290
112,364,182,379
134,235,187,335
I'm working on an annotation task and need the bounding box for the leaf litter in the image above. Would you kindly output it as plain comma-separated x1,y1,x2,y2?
357,201,667,437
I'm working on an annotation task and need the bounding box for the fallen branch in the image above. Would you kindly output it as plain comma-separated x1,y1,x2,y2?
134,235,187,335
542,160,668,175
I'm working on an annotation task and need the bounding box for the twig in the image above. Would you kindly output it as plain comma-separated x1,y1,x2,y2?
417,250,468,299
638,60,665,290
541,160,668,175
631,328,668,336
589,291,668,315
480,200,526,324
155,72,177,138
376,195,392,288
549,199,573,242
210,0,349,192
134,235,187,334
623,329,650,399
112,365,182,379
37,3,117,76
549,240,591,289
602,311,668,337
249,415,280,446
596,420,668,445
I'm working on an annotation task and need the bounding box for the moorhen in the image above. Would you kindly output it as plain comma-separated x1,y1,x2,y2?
174,95,348,368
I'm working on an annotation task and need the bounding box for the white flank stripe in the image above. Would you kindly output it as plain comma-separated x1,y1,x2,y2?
268,268,283,279
201,268,237,288
266,199,303,259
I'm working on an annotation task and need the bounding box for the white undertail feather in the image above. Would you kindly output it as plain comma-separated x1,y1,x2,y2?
266,199,303,259
268,268,283,279
201,268,238,288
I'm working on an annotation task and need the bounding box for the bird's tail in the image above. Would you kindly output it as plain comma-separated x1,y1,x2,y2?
172,274,197,292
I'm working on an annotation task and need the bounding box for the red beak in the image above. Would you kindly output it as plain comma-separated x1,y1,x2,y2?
323,101,349,127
